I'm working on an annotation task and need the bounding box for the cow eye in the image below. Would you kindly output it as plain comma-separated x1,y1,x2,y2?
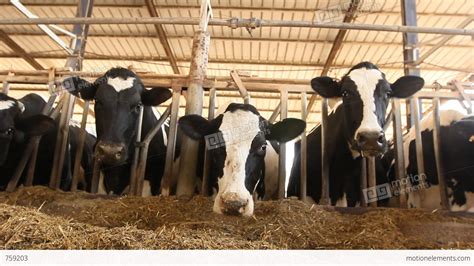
133,103,143,113
257,144,266,155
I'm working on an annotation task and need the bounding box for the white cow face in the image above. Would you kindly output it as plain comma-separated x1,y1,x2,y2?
179,103,305,216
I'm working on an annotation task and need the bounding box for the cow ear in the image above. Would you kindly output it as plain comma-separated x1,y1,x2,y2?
62,76,97,100
266,118,306,143
311,76,341,98
390,76,424,98
141,87,172,106
15,115,55,137
179,114,222,140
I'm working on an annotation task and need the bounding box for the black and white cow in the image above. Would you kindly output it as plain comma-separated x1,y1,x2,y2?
179,103,306,216
379,110,474,211
67,67,174,195
288,62,424,206
0,93,77,189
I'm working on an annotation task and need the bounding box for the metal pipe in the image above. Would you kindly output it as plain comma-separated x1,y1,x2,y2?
319,98,330,205
268,102,281,123
161,86,181,196
129,104,145,195
134,106,171,196
367,156,377,207
432,86,450,210
360,157,367,207
71,100,90,191
277,89,288,199
0,17,471,36
201,87,215,196
411,97,427,205
392,98,407,208
299,92,307,201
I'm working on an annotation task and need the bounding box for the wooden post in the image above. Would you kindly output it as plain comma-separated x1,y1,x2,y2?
319,98,330,205
176,0,212,199
50,0,94,190
277,89,288,199
432,85,450,210
299,92,307,201
161,85,182,196
392,98,407,208
70,99,90,191
367,156,377,207
201,86,216,196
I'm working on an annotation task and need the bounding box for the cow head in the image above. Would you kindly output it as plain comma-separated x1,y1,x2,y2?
66,68,172,166
0,93,55,165
179,103,305,216
311,62,424,157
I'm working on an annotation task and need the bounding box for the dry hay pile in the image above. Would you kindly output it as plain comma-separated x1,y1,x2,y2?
0,186,473,249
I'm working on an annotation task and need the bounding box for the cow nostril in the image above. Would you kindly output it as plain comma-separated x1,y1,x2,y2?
377,133,385,144
115,153,122,160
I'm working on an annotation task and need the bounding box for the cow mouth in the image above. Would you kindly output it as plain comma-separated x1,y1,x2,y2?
360,149,382,157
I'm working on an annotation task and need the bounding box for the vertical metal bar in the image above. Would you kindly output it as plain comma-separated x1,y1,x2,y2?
392,98,407,208
411,97,427,204
71,100,90,191
161,86,182,196
129,105,145,195
201,87,216,196
401,0,420,130
90,157,100,194
432,88,450,210
367,156,377,207
277,89,288,199
320,98,330,205
299,92,307,201
2,80,9,94
360,157,367,207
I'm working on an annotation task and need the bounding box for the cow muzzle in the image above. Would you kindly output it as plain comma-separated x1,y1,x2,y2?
356,130,386,156
95,141,127,165
218,192,251,216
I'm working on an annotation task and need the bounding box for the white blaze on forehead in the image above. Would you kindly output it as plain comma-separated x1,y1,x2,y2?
107,76,135,92
348,68,384,138
213,109,260,216
0,100,16,111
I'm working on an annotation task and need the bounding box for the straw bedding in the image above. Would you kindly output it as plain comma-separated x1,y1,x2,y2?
0,186,473,249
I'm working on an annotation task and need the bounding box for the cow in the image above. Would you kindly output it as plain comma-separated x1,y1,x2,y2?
178,103,306,216
0,93,74,190
66,67,175,195
287,61,425,207
378,110,474,212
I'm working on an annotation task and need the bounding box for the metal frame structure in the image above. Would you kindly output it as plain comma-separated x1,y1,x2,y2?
0,2,473,212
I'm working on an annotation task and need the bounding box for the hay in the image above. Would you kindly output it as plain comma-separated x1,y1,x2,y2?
0,187,473,249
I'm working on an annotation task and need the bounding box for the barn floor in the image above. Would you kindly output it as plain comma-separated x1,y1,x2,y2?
0,187,473,249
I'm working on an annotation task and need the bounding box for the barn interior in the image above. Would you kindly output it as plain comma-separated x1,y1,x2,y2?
0,0,473,249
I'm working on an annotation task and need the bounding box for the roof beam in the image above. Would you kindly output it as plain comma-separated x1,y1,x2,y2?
0,29,44,70
144,0,180,74
321,0,360,76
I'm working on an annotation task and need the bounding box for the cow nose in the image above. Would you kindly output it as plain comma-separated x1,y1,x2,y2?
96,142,126,163
220,192,249,216
356,131,385,151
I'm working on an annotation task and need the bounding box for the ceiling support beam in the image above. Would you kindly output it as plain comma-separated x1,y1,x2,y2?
0,29,44,70
145,0,180,74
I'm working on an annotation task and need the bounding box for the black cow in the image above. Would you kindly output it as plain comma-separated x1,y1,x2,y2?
288,62,424,206
0,93,74,189
67,67,174,195
378,110,474,211
179,103,306,216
